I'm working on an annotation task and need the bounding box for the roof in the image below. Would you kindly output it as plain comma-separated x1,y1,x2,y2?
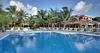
65,15,99,25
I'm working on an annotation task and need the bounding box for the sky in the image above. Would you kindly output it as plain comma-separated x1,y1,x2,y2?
1,0,100,17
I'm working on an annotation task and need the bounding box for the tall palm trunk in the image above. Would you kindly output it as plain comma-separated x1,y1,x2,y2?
64,24,66,29
52,24,53,28
52,23,56,30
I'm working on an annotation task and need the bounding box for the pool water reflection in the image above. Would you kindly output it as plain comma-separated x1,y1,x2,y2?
0,32,100,53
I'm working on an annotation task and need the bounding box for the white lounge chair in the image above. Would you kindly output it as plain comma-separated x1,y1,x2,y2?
80,28,84,32
11,27,14,31
69,28,73,31
48,27,51,30
74,28,78,31
23,27,30,31
65,28,68,31
17,27,20,31
55,27,59,30
61,28,65,31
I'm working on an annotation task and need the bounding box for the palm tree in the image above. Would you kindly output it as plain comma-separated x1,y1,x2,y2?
0,14,10,27
38,10,47,27
28,16,43,29
0,6,10,30
49,8,60,28
17,10,28,27
0,4,2,11
60,7,73,29
28,16,35,28
6,6,18,27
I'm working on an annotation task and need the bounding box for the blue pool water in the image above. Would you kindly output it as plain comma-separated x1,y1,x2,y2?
0,32,100,53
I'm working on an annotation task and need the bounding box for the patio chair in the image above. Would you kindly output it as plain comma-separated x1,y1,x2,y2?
17,27,21,31
68,28,73,32
11,27,14,31
80,28,84,32
74,28,78,31
61,27,65,31
56,27,59,30
65,28,68,31
23,27,30,31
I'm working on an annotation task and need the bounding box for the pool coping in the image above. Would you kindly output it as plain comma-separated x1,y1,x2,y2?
0,30,100,40
7,30,100,36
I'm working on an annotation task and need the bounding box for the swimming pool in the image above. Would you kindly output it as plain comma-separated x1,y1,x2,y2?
0,32,100,53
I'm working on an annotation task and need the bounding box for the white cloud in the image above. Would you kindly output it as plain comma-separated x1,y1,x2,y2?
74,1,92,13
10,0,16,6
32,7,38,15
25,4,38,16
27,4,33,9
9,0,38,16
26,4,33,15
10,0,25,11
16,1,25,11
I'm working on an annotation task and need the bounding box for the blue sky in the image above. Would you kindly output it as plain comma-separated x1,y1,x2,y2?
1,0,100,17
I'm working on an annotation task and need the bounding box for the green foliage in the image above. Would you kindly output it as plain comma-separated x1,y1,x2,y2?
28,16,43,28
0,9,10,27
80,25,85,28
0,6,72,28
49,8,59,24
93,17,100,22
